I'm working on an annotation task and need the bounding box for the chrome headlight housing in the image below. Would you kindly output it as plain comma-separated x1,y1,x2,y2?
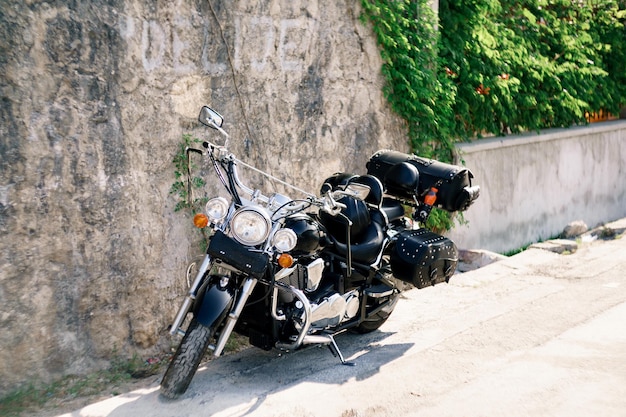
272,228,298,253
230,207,271,246
205,197,229,224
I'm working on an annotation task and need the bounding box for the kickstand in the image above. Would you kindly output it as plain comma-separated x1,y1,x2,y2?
327,334,355,366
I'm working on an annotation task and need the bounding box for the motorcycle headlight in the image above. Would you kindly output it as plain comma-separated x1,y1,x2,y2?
230,207,271,246
272,228,298,253
205,197,229,223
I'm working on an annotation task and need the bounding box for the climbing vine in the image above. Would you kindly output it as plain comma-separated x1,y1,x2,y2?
439,0,626,138
360,0,458,231
360,0,456,162
361,0,626,152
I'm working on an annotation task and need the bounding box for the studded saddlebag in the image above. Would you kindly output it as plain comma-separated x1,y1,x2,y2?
389,229,458,288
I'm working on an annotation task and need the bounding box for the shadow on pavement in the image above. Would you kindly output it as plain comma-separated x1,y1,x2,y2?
61,329,413,417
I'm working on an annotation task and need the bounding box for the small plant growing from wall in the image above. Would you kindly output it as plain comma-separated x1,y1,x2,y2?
170,134,207,213
170,134,210,248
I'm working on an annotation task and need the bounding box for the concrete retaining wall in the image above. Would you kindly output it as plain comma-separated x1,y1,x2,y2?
446,120,626,254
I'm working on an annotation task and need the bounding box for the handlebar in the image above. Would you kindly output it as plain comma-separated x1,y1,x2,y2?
190,142,328,215
318,187,347,216
190,137,350,219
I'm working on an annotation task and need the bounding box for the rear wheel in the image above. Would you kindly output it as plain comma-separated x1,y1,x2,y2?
160,318,214,399
355,293,399,333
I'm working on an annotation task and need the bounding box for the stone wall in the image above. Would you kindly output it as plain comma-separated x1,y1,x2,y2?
447,120,626,254
0,0,408,392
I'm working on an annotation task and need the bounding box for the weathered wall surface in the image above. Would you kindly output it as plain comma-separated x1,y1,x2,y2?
0,0,408,392
447,121,626,254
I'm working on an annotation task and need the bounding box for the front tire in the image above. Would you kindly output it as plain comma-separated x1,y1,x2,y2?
160,319,214,399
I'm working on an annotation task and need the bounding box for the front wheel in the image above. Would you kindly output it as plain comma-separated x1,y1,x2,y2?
160,318,214,399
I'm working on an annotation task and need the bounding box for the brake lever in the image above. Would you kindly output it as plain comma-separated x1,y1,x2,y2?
333,201,347,211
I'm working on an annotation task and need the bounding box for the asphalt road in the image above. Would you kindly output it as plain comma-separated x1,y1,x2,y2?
55,226,626,417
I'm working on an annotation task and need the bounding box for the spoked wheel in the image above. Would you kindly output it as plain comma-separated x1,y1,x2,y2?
160,318,215,399
354,292,399,334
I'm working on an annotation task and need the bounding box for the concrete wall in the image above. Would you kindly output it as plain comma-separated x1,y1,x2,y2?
446,120,626,254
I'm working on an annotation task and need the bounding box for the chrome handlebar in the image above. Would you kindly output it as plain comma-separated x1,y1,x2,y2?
191,139,349,219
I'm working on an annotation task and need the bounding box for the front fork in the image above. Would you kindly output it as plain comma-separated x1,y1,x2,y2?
169,255,213,336
169,254,259,357
210,277,257,356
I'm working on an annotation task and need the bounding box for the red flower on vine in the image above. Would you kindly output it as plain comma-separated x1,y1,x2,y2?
476,84,490,95
445,67,457,77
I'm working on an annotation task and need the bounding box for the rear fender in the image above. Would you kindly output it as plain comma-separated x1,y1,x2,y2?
194,282,234,328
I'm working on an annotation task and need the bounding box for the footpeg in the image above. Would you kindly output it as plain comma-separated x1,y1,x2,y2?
364,284,395,298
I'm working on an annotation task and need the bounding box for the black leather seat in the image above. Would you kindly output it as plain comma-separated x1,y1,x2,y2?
380,198,405,223
327,219,385,265
318,174,388,265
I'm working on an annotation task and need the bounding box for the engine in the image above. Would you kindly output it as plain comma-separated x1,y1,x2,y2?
283,290,362,332
276,259,361,331
307,289,360,330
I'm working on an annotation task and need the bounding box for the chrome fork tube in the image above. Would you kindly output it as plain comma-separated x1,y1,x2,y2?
212,277,258,357
169,255,213,336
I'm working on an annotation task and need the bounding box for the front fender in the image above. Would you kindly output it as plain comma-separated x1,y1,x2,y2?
194,284,234,328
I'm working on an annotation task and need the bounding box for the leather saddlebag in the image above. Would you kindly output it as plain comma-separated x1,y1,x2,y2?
389,229,458,288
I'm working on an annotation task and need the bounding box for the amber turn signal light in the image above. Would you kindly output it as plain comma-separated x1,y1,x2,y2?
193,213,209,228
277,253,294,268
424,187,438,206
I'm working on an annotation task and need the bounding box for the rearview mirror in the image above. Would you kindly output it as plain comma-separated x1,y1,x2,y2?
343,183,371,201
198,106,224,129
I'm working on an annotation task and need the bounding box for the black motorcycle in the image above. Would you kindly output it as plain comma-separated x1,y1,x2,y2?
160,106,480,399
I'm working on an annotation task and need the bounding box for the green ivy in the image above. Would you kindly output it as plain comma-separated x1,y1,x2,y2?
360,0,457,162
360,0,458,231
439,0,626,137
362,0,626,147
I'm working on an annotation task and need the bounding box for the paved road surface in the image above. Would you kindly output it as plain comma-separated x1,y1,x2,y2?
55,225,626,417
